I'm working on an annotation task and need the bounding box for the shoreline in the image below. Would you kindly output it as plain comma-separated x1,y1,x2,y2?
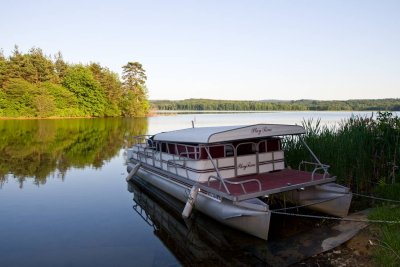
0,109,397,120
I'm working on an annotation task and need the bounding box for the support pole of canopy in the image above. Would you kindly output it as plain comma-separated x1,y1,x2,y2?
300,137,323,166
204,146,230,194
204,146,224,179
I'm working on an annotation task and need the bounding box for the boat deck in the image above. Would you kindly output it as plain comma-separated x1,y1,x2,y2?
203,169,336,201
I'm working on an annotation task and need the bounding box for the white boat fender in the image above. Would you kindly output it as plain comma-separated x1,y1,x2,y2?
182,184,200,219
126,163,141,182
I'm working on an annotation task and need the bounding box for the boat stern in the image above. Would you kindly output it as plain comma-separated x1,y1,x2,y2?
286,182,352,217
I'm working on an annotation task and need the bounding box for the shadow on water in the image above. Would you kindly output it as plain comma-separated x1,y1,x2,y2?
0,118,148,187
127,178,349,267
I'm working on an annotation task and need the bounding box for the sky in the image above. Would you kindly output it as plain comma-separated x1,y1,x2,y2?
1,0,399,100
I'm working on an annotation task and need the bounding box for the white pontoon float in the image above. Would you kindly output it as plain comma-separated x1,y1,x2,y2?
126,124,352,240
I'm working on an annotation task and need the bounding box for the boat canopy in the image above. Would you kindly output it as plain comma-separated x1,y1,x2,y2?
152,124,305,144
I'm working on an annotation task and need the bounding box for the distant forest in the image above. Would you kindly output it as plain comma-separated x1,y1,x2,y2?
0,46,149,118
152,98,400,111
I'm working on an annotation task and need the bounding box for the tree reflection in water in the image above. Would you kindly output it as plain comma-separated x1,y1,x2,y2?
0,118,148,187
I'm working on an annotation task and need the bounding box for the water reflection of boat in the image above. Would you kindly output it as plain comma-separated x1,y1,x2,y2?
128,179,367,266
126,124,352,240
128,179,281,266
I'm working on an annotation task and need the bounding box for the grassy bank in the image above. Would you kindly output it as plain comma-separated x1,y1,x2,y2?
283,112,400,266
368,184,400,267
369,207,400,265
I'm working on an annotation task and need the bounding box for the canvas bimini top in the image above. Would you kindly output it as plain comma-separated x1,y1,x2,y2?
152,124,306,144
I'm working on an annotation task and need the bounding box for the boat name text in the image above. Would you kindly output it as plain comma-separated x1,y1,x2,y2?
238,162,256,170
251,127,272,135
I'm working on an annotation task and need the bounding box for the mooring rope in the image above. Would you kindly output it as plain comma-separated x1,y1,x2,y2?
352,192,400,203
271,191,400,213
270,210,400,224
271,195,346,212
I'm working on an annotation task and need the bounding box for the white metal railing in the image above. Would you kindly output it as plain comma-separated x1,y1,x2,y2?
207,175,262,195
133,135,154,146
298,160,330,180
130,136,284,193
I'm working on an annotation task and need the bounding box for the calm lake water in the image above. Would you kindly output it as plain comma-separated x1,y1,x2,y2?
0,111,397,267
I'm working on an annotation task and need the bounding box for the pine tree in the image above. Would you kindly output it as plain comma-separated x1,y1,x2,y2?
121,62,149,116
54,51,68,82
0,49,8,87
122,62,147,91
27,47,55,83
8,45,34,81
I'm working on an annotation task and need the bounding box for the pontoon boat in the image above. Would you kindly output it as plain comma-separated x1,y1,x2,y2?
126,124,352,240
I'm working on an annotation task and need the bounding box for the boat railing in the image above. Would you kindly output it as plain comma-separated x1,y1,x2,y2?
166,158,186,176
166,153,201,178
166,153,199,166
298,161,330,180
134,139,200,179
178,151,200,159
132,202,156,229
137,149,157,166
207,175,262,195
132,135,154,146
207,175,231,194
132,135,158,166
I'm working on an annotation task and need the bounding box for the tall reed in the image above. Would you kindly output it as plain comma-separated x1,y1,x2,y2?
283,112,400,193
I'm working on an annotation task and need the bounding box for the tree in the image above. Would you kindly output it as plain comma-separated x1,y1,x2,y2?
1,78,37,117
121,62,149,117
122,62,147,90
33,89,56,117
6,46,55,84
40,82,82,117
54,51,68,82
27,47,55,83
62,66,106,116
89,63,122,116
0,49,7,87
120,89,149,117
8,45,34,81
0,46,152,118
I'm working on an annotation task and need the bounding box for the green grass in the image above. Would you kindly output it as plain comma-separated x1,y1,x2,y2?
368,203,400,266
369,183,400,266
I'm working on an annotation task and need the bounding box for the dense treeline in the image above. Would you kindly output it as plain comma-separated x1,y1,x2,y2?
152,98,400,111
0,46,149,118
